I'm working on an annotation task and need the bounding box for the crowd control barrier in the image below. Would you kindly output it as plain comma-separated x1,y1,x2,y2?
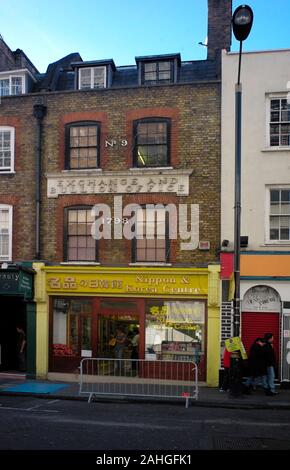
79,358,198,408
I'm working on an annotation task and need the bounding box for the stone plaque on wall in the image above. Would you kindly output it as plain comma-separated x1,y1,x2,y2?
46,169,192,198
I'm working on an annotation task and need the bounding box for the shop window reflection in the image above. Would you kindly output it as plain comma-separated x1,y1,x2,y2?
145,300,205,363
52,299,92,357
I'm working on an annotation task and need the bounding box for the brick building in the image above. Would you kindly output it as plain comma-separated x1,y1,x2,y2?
0,0,232,386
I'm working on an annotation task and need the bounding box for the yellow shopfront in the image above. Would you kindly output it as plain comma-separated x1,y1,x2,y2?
34,265,220,386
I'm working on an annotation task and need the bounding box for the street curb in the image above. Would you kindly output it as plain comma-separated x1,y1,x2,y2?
1,391,290,410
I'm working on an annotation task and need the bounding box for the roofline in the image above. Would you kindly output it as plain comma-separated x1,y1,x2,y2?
0,68,38,82
224,47,290,56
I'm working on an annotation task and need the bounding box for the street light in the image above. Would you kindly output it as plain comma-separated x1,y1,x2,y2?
232,5,253,338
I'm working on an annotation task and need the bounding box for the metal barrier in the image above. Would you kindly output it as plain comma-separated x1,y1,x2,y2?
79,358,198,407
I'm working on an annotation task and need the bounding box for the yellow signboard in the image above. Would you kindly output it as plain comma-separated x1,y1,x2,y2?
45,267,208,298
225,336,248,360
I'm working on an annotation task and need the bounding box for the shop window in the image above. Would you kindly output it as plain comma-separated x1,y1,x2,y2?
132,206,169,263
64,206,98,262
133,118,170,167
65,122,100,170
145,300,205,364
52,298,92,358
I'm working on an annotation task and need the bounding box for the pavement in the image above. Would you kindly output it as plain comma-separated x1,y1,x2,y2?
0,372,289,409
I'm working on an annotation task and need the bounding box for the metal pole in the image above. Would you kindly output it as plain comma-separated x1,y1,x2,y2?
233,44,243,338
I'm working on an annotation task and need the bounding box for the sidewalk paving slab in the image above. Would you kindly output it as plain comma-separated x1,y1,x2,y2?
0,375,289,409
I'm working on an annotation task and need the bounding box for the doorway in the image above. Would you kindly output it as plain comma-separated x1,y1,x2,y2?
97,298,143,360
0,297,26,372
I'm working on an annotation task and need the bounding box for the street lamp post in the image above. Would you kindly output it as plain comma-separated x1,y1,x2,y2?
232,5,254,337
229,5,253,397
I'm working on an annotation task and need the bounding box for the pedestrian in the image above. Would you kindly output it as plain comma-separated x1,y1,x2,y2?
114,327,127,375
16,325,26,372
131,328,139,374
243,338,267,394
219,342,231,392
263,332,278,396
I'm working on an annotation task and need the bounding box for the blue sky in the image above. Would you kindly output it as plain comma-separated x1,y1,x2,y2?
1,0,290,72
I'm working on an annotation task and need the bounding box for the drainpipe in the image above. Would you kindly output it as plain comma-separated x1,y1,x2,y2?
33,104,47,260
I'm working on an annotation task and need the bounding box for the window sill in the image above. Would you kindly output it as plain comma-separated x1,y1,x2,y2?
129,262,172,267
0,171,15,175
261,243,290,247
61,169,102,173
129,167,174,171
60,262,100,266
262,147,290,152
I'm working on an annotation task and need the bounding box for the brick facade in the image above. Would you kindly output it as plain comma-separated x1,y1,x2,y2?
38,82,221,266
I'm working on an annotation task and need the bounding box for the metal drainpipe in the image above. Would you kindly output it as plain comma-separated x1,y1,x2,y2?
33,104,47,260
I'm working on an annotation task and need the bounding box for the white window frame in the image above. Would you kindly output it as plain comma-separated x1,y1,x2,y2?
78,66,107,90
0,204,13,261
265,186,290,245
0,75,25,96
266,93,290,149
0,126,15,173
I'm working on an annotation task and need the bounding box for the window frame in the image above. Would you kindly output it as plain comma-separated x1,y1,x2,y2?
0,75,24,96
65,121,100,170
133,118,171,168
78,66,107,90
265,186,290,244
0,204,13,261
267,94,290,149
0,126,15,173
142,60,174,85
132,206,170,264
64,206,98,262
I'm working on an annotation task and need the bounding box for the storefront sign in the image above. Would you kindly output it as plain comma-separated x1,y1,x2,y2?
45,269,208,297
0,269,34,299
46,169,192,198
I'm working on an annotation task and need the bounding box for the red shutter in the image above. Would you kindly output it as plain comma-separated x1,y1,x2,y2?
241,312,280,364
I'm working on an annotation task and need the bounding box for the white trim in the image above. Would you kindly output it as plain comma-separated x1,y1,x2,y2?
265,185,290,244
266,94,290,149
0,75,25,95
0,204,13,261
78,66,107,90
0,126,15,173
0,68,37,82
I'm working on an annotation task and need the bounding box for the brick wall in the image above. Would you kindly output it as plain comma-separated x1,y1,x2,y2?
0,80,221,266
41,83,221,265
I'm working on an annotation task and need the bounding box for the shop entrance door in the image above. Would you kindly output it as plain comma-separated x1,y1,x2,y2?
96,298,144,360
0,297,26,372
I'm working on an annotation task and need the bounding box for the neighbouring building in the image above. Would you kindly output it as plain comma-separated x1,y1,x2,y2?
221,48,290,384
0,0,233,386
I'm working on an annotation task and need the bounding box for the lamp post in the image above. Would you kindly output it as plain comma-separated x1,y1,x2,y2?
232,5,254,338
228,5,253,397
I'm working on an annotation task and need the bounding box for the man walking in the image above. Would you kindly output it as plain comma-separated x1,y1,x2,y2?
264,333,278,396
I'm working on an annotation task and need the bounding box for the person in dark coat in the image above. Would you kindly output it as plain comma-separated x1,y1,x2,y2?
243,338,267,393
263,332,278,396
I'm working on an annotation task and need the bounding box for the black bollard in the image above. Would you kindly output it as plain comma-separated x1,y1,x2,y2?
229,351,243,397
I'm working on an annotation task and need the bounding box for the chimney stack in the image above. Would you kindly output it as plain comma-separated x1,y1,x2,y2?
207,0,232,62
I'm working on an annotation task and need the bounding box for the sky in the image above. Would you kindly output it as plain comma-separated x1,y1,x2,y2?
1,0,290,72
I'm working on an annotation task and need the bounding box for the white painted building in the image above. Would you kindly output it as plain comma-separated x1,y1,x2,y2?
221,49,290,384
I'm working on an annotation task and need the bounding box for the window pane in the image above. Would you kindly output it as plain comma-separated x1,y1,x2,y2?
158,61,171,71
80,68,91,89
144,63,157,72
93,67,106,88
